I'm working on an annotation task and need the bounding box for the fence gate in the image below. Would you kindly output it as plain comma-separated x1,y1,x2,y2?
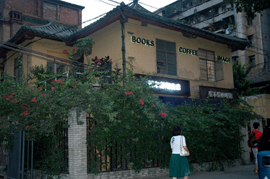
7,130,34,179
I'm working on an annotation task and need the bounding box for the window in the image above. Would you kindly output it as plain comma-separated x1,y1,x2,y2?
247,17,252,26
249,55,255,67
156,39,177,76
14,56,22,83
232,56,238,63
47,62,66,73
222,5,227,12
248,35,254,47
198,49,223,81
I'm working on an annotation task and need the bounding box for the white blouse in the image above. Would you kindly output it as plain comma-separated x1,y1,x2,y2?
170,135,187,154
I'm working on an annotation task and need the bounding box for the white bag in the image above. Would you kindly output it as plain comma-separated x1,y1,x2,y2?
179,136,188,156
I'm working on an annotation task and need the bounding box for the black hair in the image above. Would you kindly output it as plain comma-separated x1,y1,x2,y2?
173,126,182,136
253,122,260,129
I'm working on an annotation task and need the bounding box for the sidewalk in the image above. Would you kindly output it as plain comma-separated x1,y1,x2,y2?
133,163,259,179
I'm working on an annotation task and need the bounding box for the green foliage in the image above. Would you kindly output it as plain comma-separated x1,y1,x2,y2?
233,61,259,96
76,37,95,57
0,37,258,177
226,0,270,19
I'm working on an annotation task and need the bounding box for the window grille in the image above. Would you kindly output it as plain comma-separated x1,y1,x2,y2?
156,39,177,76
199,49,223,81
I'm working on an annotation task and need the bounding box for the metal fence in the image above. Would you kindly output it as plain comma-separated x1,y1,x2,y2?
86,115,159,173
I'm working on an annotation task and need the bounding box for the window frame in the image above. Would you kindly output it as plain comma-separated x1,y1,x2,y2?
247,17,253,26
14,56,22,83
198,48,224,82
156,39,177,76
248,35,254,47
249,55,256,67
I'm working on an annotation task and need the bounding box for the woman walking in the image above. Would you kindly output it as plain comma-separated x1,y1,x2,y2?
169,126,190,179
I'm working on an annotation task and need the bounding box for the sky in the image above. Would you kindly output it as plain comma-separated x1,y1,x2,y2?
62,0,177,27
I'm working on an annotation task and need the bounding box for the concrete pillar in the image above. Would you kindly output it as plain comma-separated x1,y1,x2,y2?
240,123,250,163
68,109,87,179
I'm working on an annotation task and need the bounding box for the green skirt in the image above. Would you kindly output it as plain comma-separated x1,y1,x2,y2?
169,154,190,178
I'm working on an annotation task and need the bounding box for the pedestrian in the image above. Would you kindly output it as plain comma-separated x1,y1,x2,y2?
249,122,262,175
169,126,190,179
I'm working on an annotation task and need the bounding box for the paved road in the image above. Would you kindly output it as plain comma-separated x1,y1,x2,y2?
134,163,259,179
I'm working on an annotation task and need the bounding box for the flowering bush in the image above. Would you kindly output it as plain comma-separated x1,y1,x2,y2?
0,37,258,175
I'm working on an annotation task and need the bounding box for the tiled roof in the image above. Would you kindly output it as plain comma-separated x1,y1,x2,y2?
19,22,76,40
1,1,250,50
67,2,250,49
249,71,270,84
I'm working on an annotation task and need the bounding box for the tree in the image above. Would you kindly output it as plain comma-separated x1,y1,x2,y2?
227,0,270,19
233,60,258,96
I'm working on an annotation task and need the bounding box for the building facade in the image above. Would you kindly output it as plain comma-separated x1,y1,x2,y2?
0,0,84,70
0,0,252,175
155,0,270,76
0,0,84,169
1,2,250,105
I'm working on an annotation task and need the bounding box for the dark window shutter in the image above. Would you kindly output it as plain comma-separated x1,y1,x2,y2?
166,41,176,53
167,53,176,75
156,39,166,51
157,50,166,74
215,60,224,81
156,39,176,75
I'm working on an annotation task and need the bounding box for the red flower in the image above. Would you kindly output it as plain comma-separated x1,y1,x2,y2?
11,93,15,96
41,93,45,97
51,79,55,84
73,86,77,89
11,100,14,103
51,87,55,90
164,108,167,110
25,125,29,130
153,104,156,107
126,92,134,95
14,98,17,101
63,49,68,54
31,97,37,102
83,77,86,80
22,110,29,116
139,99,144,105
158,112,166,118
105,83,108,85
95,59,101,63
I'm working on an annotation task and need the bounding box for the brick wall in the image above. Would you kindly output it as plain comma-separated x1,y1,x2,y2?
5,0,39,16
59,6,79,26
43,2,57,20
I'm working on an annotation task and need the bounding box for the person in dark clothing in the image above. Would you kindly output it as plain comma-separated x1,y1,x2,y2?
258,125,270,151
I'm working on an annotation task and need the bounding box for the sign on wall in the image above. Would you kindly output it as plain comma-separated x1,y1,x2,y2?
178,46,231,63
131,36,154,47
135,74,190,96
199,86,237,100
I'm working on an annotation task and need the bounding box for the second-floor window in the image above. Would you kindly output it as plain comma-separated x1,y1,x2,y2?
249,55,255,67
248,35,254,47
247,17,253,26
14,56,22,83
156,39,177,76
198,49,224,82
47,62,66,73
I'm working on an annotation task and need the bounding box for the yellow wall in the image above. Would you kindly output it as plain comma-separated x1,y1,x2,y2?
244,94,270,120
4,19,235,100
87,19,235,99
4,38,74,79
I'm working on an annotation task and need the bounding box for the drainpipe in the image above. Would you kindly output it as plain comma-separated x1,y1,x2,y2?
121,21,126,79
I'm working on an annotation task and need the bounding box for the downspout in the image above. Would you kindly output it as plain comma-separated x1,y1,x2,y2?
121,21,126,78
118,3,127,81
